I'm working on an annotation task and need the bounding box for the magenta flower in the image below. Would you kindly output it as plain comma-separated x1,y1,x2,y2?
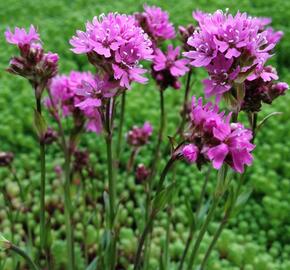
185,10,283,100
127,122,153,147
135,5,175,44
183,97,255,173
152,45,189,90
75,75,117,110
182,144,199,163
5,25,40,47
203,54,239,99
46,71,109,134
70,13,153,89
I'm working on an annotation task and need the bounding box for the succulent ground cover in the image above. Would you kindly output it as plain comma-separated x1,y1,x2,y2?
0,1,290,270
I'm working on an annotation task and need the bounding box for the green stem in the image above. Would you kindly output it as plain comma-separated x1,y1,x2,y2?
133,216,154,270
116,92,126,160
150,89,165,182
105,98,117,270
134,157,177,270
10,244,39,270
186,198,219,270
47,88,75,269
35,97,47,258
175,69,193,137
200,173,245,269
178,167,211,270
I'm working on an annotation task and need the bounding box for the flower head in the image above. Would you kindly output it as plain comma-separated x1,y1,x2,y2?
135,164,150,183
70,13,153,89
182,144,199,163
46,71,111,134
5,25,58,92
135,5,175,44
152,45,189,90
127,122,153,147
241,67,289,112
181,96,255,173
185,10,282,101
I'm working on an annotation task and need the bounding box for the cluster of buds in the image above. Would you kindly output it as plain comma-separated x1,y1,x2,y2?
152,45,189,90
40,127,58,145
127,122,153,147
135,163,150,183
5,25,58,96
180,97,255,173
0,152,14,167
242,66,289,112
178,24,195,52
73,149,90,172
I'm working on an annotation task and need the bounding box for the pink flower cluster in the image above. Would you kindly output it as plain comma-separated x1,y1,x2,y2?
5,25,58,92
127,122,153,147
181,97,255,173
135,5,175,45
46,71,116,134
152,45,189,90
184,10,283,100
70,13,153,89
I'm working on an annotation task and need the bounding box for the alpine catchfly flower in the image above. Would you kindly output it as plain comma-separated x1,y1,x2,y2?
5,25,58,96
181,96,255,173
70,13,153,89
184,10,283,102
152,44,189,90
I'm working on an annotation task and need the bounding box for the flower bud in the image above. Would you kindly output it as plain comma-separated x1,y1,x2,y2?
0,152,14,167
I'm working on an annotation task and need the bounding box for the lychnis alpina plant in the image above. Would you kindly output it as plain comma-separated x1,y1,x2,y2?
5,25,58,268
2,6,288,270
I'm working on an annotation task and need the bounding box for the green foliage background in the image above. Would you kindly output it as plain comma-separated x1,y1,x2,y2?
0,0,290,269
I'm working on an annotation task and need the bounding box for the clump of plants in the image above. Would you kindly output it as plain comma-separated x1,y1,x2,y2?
0,6,288,270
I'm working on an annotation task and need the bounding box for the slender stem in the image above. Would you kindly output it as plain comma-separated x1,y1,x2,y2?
47,89,75,269
200,173,246,269
150,89,165,181
178,166,211,270
175,69,193,137
133,216,154,270
199,215,227,269
186,199,219,270
142,89,166,267
116,92,126,160
10,244,39,270
105,98,117,270
127,147,139,172
35,96,47,258
63,149,75,270
134,157,177,270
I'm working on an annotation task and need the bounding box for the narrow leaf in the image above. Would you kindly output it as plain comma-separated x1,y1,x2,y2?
256,112,282,133
152,183,176,214
86,257,98,270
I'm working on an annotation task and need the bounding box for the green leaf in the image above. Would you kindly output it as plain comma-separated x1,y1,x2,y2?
86,257,98,270
0,234,10,250
34,109,47,138
197,200,210,227
235,188,253,208
152,183,176,214
256,112,282,134
224,186,235,214
185,199,196,227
